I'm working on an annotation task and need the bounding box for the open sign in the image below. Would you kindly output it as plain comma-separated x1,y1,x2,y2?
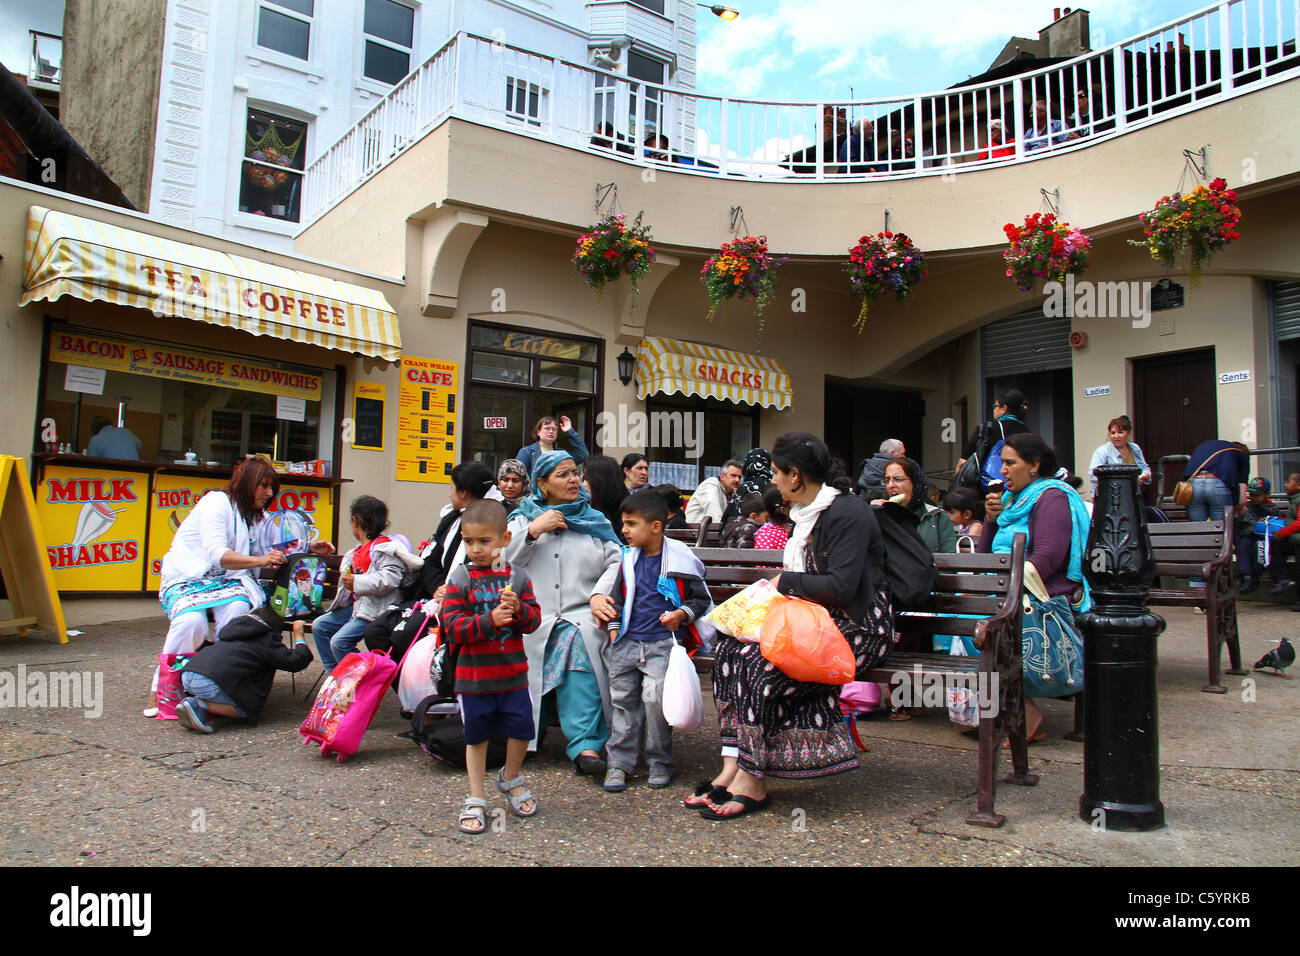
483,417,508,429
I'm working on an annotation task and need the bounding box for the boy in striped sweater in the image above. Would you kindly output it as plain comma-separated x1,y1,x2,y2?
440,500,543,834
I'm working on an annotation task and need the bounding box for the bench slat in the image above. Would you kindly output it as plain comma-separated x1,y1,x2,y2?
923,593,1010,615
1148,534,1225,548
937,572,1012,593
893,616,981,636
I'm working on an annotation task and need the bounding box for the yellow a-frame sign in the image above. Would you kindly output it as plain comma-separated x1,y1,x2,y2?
0,455,68,642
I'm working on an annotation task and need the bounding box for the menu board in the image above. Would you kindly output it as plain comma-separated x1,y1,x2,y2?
395,356,458,483
36,465,149,592
352,380,386,451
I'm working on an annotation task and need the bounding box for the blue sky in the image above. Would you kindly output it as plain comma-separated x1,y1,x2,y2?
695,1,1206,100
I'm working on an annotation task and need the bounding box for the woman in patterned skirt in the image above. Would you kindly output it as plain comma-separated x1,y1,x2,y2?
690,433,893,820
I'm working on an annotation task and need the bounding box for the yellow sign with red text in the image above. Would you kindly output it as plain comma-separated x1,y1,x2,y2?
144,475,335,590
395,356,458,483
36,465,149,592
49,329,322,401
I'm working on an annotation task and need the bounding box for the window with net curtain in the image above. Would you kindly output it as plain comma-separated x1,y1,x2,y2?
239,108,307,223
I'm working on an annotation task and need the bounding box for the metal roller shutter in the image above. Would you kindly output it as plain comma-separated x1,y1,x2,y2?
1274,281,1300,341
980,306,1072,379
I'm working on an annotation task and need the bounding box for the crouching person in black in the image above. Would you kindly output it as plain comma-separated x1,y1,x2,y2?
175,608,312,733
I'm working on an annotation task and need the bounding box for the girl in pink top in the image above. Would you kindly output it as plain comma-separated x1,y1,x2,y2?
753,486,791,550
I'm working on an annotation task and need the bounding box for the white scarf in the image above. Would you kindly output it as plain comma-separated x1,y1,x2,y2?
784,483,842,572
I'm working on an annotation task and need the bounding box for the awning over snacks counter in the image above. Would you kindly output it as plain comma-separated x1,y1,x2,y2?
634,335,792,410
19,206,402,361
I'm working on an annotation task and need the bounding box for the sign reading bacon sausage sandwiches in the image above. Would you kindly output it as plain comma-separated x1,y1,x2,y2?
49,330,322,401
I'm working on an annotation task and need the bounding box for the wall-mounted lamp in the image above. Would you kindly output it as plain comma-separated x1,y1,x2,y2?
617,347,636,386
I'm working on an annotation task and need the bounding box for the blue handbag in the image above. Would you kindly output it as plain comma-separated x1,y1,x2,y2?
1020,564,1084,698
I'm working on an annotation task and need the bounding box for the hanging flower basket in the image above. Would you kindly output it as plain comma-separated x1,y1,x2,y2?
245,147,293,190
699,235,787,332
1002,213,1091,291
844,231,928,332
1130,177,1241,287
572,212,655,303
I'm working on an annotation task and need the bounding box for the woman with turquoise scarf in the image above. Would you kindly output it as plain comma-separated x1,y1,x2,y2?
978,432,1092,743
505,451,622,776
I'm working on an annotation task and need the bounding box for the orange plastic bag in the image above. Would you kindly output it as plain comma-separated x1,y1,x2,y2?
758,596,856,685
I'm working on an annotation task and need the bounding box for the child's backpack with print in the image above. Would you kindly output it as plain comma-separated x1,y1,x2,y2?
268,554,329,619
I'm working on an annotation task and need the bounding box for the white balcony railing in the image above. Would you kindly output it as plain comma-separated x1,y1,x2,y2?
302,0,1300,226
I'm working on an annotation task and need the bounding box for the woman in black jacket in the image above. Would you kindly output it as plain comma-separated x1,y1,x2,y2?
690,433,893,820
955,387,1031,490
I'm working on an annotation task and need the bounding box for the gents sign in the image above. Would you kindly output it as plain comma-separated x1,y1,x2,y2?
50,331,322,401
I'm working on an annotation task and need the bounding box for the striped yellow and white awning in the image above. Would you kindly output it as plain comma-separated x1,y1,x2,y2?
635,336,792,410
20,206,401,361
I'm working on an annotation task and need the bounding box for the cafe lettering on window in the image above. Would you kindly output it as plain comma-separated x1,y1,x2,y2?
50,330,322,401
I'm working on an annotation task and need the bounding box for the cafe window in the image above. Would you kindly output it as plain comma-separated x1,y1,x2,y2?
256,0,314,61
645,392,758,488
239,108,307,223
363,0,415,85
41,326,339,470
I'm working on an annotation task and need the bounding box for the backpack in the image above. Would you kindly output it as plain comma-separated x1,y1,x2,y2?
871,502,940,611
299,649,399,762
399,696,508,770
268,554,329,619
978,420,1009,492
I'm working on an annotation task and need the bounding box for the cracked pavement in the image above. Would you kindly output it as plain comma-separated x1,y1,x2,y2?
0,604,1295,866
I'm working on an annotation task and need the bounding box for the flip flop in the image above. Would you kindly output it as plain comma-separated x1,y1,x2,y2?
699,793,771,821
683,781,731,809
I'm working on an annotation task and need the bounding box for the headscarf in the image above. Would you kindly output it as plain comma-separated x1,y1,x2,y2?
516,450,621,544
890,457,932,518
992,477,1092,613
729,447,774,512
497,458,530,503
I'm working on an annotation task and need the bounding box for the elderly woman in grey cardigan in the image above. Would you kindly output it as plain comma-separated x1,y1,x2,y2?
504,451,621,776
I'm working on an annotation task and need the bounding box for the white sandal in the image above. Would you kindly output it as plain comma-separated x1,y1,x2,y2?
496,768,538,817
458,796,488,834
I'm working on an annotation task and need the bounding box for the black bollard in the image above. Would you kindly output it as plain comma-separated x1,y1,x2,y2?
1078,463,1167,831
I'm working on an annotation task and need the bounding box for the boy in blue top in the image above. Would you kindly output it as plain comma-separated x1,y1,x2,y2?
591,491,713,793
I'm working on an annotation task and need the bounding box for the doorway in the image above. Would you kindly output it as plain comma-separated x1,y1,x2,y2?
1133,348,1217,498
825,382,925,474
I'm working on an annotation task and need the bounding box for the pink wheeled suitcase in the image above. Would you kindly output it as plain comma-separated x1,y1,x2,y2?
298,650,399,762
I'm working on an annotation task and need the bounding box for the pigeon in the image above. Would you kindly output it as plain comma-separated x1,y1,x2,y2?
1253,637,1295,678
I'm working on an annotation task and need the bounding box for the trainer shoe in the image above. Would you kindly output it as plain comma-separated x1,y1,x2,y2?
603,768,627,792
176,697,213,734
647,772,674,789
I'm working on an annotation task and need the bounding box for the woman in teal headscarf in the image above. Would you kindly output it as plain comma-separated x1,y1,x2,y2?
504,451,622,775
978,432,1091,742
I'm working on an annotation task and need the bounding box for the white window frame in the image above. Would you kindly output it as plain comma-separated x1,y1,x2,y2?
362,0,416,86
255,0,314,63
235,104,311,229
505,76,547,128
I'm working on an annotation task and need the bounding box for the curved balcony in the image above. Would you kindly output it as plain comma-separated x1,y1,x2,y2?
302,0,1299,226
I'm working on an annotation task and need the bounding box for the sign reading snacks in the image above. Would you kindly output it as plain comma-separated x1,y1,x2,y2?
395,356,458,483
21,205,402,361
49,330,322,401
634,335,792,410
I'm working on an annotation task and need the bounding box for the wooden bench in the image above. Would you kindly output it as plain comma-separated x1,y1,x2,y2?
694,537,1035,828
666,516,736,548
1146,515,1245,693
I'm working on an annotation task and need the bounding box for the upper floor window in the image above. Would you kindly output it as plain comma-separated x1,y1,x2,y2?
29,31,62,87
257,0,313,61
505,77,545,127
630,0,666,13
240,108,307,223
363,0,415,85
